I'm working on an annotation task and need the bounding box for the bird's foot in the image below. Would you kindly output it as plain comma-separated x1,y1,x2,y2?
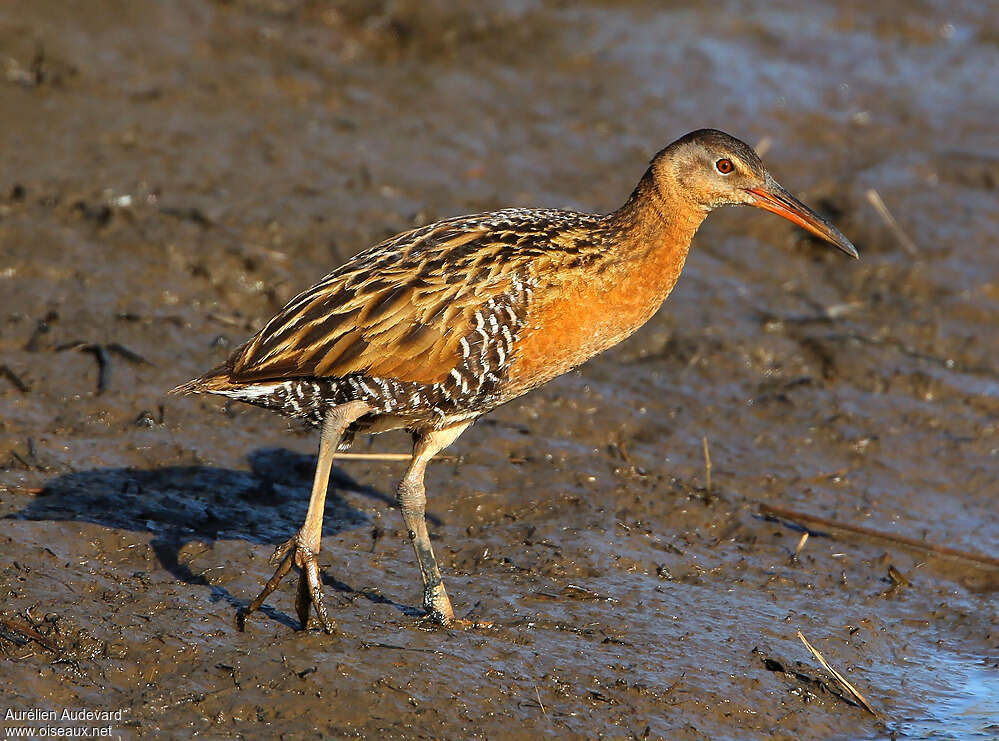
236,533,337,634
417,610,493,630
446,614,494,630
417,584,492,630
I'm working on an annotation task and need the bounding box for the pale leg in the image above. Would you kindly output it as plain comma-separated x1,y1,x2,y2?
238,400,371,633
396,422,471,625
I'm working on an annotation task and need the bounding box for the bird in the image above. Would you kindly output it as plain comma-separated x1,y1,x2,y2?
172,129,857,634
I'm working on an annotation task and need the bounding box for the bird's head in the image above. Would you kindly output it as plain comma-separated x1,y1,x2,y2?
653,129,858,258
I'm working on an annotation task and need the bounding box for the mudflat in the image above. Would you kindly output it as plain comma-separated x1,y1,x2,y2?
1,2,996,738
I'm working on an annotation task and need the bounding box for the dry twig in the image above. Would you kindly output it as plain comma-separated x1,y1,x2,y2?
332,452,457,462
0,364,30,392
760,503,999,569
335,452,412,461
535,685,547,717
702,436,712,494
866,189,918,256
793,531,809,560
0,616,59,654
797,631,878,717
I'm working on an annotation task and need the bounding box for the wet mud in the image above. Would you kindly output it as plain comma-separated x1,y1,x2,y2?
1,1,997,739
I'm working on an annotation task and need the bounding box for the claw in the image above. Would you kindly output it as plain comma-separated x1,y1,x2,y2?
269,538,295,566
239,533,337,634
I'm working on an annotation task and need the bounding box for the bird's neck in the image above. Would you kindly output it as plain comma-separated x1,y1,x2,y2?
602,169,707,288
504,171,708,392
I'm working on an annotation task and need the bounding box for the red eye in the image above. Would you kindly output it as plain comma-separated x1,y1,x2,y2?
716,158,734,174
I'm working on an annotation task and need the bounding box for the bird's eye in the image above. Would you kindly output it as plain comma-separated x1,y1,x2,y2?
715,158,734,174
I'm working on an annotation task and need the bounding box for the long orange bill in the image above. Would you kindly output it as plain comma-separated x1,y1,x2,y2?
746,181,858,258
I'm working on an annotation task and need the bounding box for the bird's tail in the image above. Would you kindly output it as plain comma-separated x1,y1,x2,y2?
169,365,236,395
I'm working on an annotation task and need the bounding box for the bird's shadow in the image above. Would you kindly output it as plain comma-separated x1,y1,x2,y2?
5,448,427,628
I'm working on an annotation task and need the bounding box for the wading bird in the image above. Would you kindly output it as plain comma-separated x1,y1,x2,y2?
174,129,857,633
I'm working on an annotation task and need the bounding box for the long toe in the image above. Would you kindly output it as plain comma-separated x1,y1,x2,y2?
238,533,339,633
237,542,296,630
418,611,492,631
450,616,493,630
295,551,338,634
269,537,296,566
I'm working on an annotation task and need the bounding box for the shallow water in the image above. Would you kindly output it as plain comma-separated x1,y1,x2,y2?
897,651,999,739
1,1,996,738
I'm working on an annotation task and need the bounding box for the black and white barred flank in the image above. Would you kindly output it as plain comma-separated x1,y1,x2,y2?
213,272,533,429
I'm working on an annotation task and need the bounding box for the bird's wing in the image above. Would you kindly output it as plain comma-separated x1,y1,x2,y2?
227,215,547,386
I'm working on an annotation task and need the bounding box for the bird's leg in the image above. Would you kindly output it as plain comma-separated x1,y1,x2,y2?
396,422,475,627
238,400,371,633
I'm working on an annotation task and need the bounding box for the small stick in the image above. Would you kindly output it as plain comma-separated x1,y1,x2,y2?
887,564,910,588
24,311,58,352
0,486,44,494
797,631,878,717
107,343,151,365
793,531,809,559
359,641,439,654
702,436,712,494
0,617,59,653
207,312,246,328
57,342,113,394
755,136,773,157
865,189,918,256
534,685,547,717
332,452,458,462
761,503,999,568
334,453,412,461
90,345,112,394
0,364,30,392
